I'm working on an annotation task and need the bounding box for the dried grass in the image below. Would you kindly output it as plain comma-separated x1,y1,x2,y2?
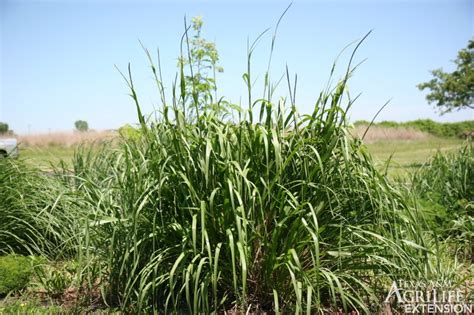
352,125,431,143
12,131,116,148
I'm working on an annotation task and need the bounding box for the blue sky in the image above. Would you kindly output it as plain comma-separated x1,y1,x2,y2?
1,0,473,134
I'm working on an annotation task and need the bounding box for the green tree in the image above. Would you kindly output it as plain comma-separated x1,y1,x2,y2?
418,39,474,114
0,122,8,134
74,120,89,132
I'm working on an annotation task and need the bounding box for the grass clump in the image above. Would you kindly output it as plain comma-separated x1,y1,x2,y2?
66,19,436,313
79,92,429,314
413,143,473,204
412,143,473,259
0,159,83,258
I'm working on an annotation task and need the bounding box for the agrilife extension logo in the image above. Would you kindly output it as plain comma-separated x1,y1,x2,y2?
384,279,473,314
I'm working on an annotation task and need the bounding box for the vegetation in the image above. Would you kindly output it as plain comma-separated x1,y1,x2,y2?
417,39,474,113
0,122,8,134
179,15,224,111
74,120,89,132
118,124,141,141
0,158,83,258
354,119,474,138
0,255,33,295
412,143,473,260
364,137,464,176
73,40,431,312
20,129,465,175
0,298,65,314
0,16,472,314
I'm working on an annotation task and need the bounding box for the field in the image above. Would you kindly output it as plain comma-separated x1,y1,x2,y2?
22,146,76,169
13,131,114,169
365,138,465,176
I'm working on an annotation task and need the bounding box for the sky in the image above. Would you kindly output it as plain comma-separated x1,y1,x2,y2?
1,0,473,134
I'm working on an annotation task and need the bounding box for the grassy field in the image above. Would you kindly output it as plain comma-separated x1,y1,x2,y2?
21,146,76,169
365,137,465,176
9,130,114,169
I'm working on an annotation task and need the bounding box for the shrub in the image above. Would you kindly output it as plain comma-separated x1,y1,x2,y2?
0,255,33,295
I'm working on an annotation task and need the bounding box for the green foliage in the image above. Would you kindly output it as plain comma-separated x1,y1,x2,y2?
412,143,473,257
74,120,89,132
0,255,33,295
417,39,474,113
0,298,64,314
352,119,370,126
118,124,141,141
77,103,430,313
33,264,72,297
354,119,474,138
0,159,84,258
376,120,401,128
179,16,224,114
404,119,474,137
0,122,8,134
69,23,435,313
413,143,473,206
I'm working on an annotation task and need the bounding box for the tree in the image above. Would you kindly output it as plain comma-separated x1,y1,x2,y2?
418,39,474,114
0,122,8,134
74,120,89,132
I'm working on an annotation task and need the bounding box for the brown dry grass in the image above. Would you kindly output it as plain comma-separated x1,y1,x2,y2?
3,127,430,147
352,125,431,143
11,131,116,148
4,126,430,147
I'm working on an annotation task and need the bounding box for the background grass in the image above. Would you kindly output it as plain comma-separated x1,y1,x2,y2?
365,137,465,176
21,147,76,169
354,119,474,138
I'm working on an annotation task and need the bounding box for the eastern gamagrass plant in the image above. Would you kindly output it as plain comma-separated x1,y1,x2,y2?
69,19,434,314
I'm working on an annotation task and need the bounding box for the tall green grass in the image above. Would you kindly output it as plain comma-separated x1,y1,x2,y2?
0,159,83,259
413,143,473,205
67,24,435,313
412,143,473,260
